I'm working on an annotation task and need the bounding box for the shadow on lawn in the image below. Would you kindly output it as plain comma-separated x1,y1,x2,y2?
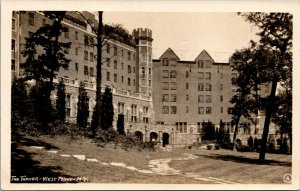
195,153,291,167
11,134,78,183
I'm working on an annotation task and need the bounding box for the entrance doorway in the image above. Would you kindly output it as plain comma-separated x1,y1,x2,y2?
134,131,143,142
150,132,158,142
162,133,169,147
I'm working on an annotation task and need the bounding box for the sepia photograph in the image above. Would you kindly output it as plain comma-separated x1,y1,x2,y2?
1,0,299,190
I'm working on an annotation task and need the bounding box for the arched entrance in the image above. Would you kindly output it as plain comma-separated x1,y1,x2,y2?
134,131,143,142
150,132,158,142
162,133,169,147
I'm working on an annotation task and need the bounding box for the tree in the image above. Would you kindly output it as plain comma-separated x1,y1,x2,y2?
238,13,292,161
11,79,30,132
56,80,66,121
117,114,125,135
100,86,114,130
22,11,70,92
218,120,225,144
77,82,89,128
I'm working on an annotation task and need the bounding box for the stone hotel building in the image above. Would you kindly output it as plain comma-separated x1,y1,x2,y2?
11,11,276,147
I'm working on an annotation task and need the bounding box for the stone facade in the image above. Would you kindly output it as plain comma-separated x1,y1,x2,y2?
12,11,278,148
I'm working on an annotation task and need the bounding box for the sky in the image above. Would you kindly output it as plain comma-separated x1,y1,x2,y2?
102,12,260,63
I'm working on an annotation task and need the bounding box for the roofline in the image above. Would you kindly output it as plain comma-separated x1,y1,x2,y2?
158,47,180,60
194,49,215,62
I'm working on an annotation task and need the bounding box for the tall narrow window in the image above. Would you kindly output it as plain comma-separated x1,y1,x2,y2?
12,18,16,30
75,47,78,55
114,46,117,56
84,65,89,76
90,67,94,76
206,107,212,114
106,71,110,81
84,51,88,60
107,43,110,53
90,52,94,62
64,27,69,38
114,60,117,69
11,59,16,71
11,39,15,51
106,58,110,67
75,31,78,40
198,83,204,91
75,63,78,74
198,60,204,68
114,74,117,83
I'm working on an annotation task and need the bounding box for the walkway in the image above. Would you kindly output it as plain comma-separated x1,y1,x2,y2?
29,145,236,184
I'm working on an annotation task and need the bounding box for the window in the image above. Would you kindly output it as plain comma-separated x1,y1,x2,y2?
170,82,177,90
186,95,189,101
75,63,78,74
121,76,124,83
170,94,177,102
114,74,117,82
106,58,110,67
11,39,15,51
107,43,110,53
84,65,89,76
128,65,131,73
186,83,189,90
118,102,125,114
206,95,211,103
198,107,204,114
220,73,223,79
114,60,117,69
121,49,124,56
12,18,16,30
141,67,145,78
220,84,223,90
198,83,204,91
128,78,131,86
75,47,78,55
134,79,136,86
148,54,151,62
198,95,204,103
133,67,136,73
162,59,169,66
90,52,94,62
106,71,110,81
186,71,189,78
11,59,15,71
75,31,78,40
170,70,176,78
90,67,94,76
66,94,71,117
162,82,169,90
169,59,176,66
186,106,189,113
198,72,204,79
84,51,88,60
143,106,149,113
162,94,169,102
171,106,177,114
28,13,34,25
205,72,211,80
142,53,146,62
206,107,212,114
205,60,211,68
128,51,131,60
220,95,223,102
162,70,169,78
221,107,223,113
198,60,204,68
149,80,151,87
163,106,169,114
121,63,124,70
64,28,69,38
265,84,269,93
114,46,117,56
131,104,137,122
206,83,211,91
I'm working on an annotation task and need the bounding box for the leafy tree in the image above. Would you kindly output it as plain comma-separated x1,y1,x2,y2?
77,82,89,128
238,13,292,161
218,120,225,144
11,79,30,132
56,80,66,121
100,86,114,130
29,82,54,127
117,114,125,135
21,11,71,98
202,121,215,141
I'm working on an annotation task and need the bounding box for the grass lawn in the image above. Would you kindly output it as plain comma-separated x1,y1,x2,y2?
11,134,292,184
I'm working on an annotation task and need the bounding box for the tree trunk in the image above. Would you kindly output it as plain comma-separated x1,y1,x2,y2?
259,78,278,162
232,113,241,151
92,11,103,135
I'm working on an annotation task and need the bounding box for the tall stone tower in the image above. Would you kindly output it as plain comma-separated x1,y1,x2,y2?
133,28,153,96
